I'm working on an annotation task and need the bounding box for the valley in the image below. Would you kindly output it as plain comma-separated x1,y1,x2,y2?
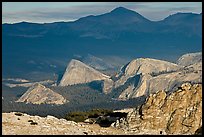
2,5,202,135
2,51,202,119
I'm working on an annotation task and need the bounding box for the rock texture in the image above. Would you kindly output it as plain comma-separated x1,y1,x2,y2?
2,112,88,135
115,53,202,100
102,79,114,94
114,58,181,88
2,112,134,135
57,52,201,98
118,84,135,100
59,59,111,87
147,68,202,94
3,83,202,135
112,83,202,135
16,83,67,105
116,74,147,100
177,52,202,66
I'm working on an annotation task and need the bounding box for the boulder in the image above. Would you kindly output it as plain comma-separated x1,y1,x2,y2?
113,83,202,135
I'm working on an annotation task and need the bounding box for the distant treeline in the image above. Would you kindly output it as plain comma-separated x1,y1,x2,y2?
2,96,146,118
2,82,146,119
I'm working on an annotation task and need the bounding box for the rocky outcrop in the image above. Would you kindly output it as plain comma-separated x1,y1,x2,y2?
16,83,67,105
118,84,135,100
185,61,202,72
2,112,89,135
2,112,133,135
114,58,181,88
58,54,201,98
115,53,202,100
177,52,202,66
59,59,111,86
112,83,202,135
128,74,152,98
102,79,114,94
147,68,202,94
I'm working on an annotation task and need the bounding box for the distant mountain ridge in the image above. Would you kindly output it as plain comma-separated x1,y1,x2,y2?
57,52,202,100
78,54,115,71
2,7,202,79
3,7,201,35
115,52,202,100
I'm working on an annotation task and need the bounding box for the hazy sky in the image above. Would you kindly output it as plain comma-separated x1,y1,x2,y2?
2,2,202,24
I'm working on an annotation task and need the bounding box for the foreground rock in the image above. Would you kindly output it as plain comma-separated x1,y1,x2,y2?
2,112,134,135
112,83,202,135
16,83,67,105
3,83,202,135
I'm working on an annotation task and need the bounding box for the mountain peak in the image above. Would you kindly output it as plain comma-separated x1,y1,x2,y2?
108,6,150,23
59,59,110,86
16,83,67,105
112,6,129,11
110,6,137,14
118,58,180,78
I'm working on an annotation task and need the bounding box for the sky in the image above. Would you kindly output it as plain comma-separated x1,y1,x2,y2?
2,2,202,24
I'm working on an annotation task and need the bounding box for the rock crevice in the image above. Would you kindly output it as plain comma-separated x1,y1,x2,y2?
112,83,202,135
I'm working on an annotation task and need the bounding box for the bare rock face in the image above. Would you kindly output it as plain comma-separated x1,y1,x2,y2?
177,52,202,66
147,69,202,94
114,58,181,99
102,79,114,94
16,83,67,105
122,58,180,76
118,84,135,100
116,52,202,100
114,58,181,88
113,83,202,135
130,74,152,98
59,59,111,87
